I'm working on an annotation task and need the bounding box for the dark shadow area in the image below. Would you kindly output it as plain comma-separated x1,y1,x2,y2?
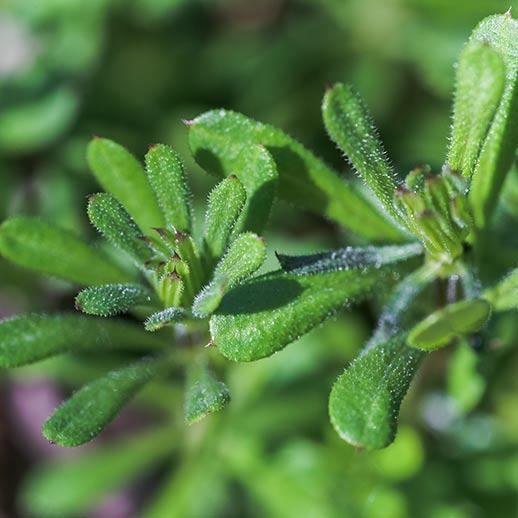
241,178,277,232
193,142,332,219
267,144,330,212
194,148,225,179
216,276,303,315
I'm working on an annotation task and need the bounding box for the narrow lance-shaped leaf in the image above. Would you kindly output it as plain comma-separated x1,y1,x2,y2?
0,314,165,368
468,14,518,229
448,42,505,178
75,284,153,317
188,109,404,242
328,264,438,450
329,333,423,450
22,426,176,518
145,144,192,232
193,232,266,318
203,175,246,266
483,267,518,311
43,355,171,447
277,242,422,275
145,307,186,332
184,363,230,424
322,83,402,224
407,298,491,351
210,265,398,362
212,232,266,285
87,138,164,232
87,193,153,267
0,216,130,285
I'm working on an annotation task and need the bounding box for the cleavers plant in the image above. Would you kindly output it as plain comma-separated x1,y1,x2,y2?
0,12,518,472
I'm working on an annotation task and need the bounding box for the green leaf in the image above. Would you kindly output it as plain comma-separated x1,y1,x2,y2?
43,356,169,446
0,314,165,368
211,266,397,361
483,267,518,311
193,232,266,317
87,193,153,267
407,299,491,351
448,42,505,178
87,138,164,233
22,427,176,518
468,14,518,229
184,363,230,424
145,307,186,331
214,234,265,281
203,175,246,265
277,242,421,275
0,87,78,154
0,216,129,285
189,109,403,242
145,144,192,232
75,284,152,317
329,333,423,450
322,83,401,223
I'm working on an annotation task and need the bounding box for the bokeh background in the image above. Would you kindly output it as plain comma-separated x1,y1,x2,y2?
1,0,518,516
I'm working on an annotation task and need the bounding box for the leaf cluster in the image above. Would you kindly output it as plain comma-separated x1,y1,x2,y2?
0,14,517,460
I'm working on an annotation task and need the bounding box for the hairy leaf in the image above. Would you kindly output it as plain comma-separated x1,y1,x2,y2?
184,364,230,424
145,307,186,331
211,266,397,361
329,333,423,450
322,83,401,223
448,42,505,178
43,356,169,446
189,109,403,241
192,281,226,320
484,267,518,311
87,138,164,232
277,242,421,275
0,314,165,368
75,284,152,317
193,232,266,317
0,216,129,285
407,299,491,351
468,14,518,229
22,427,176,517
87,193,153,266
203,175,246,265
145,144,192,232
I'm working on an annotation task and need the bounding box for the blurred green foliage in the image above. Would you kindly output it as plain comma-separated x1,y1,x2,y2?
1,0,518,517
